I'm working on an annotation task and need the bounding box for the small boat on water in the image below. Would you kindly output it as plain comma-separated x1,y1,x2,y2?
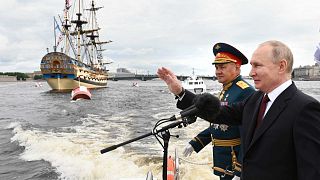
71,86,92,100
132,82,139,87
182,70,207,94
40,0,112,91
34,82,43,87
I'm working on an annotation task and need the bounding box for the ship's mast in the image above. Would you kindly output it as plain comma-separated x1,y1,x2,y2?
55,0,113,69
84,0,112,67
53,16,57,52
71,0,87,62
63,0,71,55
86,0,99,65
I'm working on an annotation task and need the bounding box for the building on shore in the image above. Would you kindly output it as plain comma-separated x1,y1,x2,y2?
26,71,42,79
108,68,135,79
0,75,17,82
293,63,320,80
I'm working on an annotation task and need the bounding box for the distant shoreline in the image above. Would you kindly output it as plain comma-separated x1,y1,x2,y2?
292,78,320,81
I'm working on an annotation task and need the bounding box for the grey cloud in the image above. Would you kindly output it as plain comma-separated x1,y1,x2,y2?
1,0,319,75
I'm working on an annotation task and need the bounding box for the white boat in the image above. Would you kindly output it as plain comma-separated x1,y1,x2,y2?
182,74,206,94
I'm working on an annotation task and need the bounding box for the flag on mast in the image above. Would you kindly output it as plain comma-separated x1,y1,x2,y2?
54,17,62,33
54,16,63,47
66,0,72,10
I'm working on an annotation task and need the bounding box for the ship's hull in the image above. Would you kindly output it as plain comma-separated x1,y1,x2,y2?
40,52,108,91
46,78,107,91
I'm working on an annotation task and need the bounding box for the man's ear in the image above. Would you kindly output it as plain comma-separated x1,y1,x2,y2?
279,59,288,73
235,63,241,70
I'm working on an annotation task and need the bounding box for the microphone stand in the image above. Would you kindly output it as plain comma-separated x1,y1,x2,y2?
100,116,196,180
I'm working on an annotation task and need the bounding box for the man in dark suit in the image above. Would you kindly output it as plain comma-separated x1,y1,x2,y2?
157,40,320,180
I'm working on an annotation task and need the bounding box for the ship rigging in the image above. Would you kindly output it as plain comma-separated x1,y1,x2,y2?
40,0,112,91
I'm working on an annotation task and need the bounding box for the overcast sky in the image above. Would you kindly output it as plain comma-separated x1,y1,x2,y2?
0,0,319,76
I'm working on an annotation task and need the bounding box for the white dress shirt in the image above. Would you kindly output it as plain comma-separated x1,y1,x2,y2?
263,79,292,117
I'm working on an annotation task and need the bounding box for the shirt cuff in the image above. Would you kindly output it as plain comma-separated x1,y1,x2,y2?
175,87,185,100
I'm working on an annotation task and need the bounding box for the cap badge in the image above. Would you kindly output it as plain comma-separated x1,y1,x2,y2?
214,44,221,50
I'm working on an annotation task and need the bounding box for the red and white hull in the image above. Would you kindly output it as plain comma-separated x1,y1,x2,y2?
71,86,92,100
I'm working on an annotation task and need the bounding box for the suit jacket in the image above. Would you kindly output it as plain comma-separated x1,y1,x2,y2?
177,83,320,180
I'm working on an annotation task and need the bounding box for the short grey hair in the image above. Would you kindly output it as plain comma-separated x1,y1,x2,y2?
259,40,294,73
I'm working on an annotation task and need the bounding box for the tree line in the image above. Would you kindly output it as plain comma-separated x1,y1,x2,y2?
0,72,42,80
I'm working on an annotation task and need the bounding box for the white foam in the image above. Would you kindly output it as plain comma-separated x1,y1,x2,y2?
10,119,150,179
6,121,20,129
9,114,217,180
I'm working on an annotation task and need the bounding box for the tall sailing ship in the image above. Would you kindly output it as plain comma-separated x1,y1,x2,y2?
40,0,112,91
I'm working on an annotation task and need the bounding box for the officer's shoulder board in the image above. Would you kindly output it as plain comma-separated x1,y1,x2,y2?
236,80,249,89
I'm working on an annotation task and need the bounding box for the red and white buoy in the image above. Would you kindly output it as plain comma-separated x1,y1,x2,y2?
71,86,92,100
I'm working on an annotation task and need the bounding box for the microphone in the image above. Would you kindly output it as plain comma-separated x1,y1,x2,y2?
193,93,221,122
169,104,198,121
170,93,221,122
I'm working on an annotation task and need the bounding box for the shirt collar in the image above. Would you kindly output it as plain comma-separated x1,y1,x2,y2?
267,79,292,103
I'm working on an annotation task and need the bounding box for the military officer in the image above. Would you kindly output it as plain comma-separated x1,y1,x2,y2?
182,43,255,179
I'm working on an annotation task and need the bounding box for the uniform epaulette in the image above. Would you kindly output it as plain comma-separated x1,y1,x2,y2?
236,80,249,89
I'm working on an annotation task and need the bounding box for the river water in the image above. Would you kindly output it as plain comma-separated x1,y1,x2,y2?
0,79,319,180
